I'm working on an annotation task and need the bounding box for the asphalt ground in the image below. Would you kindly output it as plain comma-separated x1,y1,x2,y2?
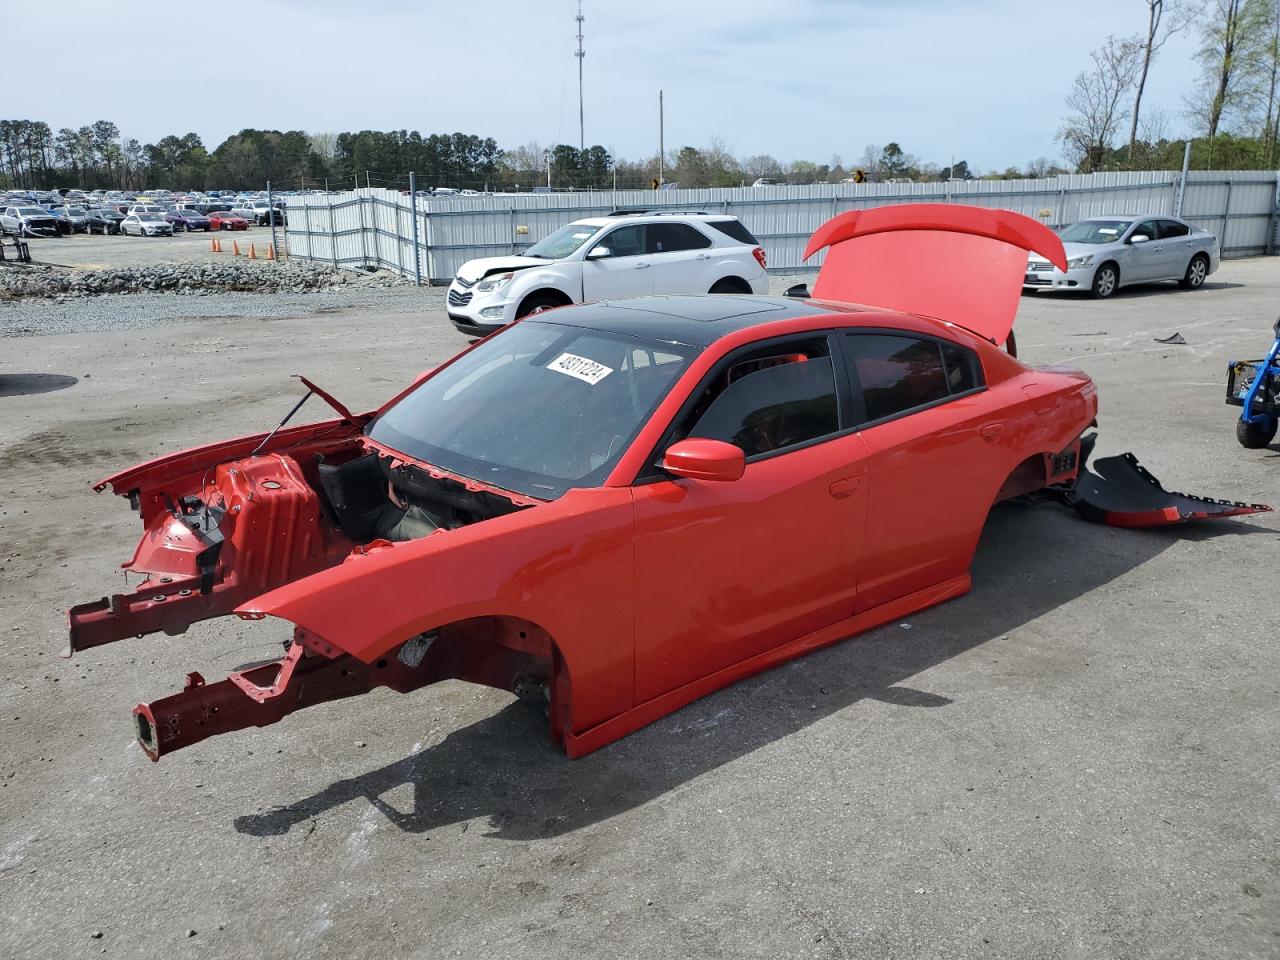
20,223,279,270
1,261,1278,959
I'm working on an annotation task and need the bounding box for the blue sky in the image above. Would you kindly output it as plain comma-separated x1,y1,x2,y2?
9,0,1203,172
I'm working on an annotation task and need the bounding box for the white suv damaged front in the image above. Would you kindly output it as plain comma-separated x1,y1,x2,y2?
446,213,769,337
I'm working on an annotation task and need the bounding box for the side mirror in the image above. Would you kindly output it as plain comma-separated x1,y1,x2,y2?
1130,234,1149,244
784,283,811,299
661,439,745,482
585,245,612,260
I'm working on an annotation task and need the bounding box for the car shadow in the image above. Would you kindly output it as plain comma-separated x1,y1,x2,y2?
0,373,78,397
233,503,1266,841
1027,280,1244,300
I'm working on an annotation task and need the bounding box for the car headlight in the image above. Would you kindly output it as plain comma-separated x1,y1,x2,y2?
1067,255,1094,269
476,272,514,293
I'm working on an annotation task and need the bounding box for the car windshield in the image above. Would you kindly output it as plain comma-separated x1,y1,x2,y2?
1059,220,1132,244
17,208,45,216
367,319,697,499
523,224,600,260
138,215,163,222
64,208,86,216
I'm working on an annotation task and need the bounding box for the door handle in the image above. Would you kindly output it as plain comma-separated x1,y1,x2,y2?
979,423,1004,442
634,262,651,270
828,476,862,500
696,253,711,261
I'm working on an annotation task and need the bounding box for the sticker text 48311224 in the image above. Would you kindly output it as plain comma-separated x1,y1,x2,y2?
547,352,614,385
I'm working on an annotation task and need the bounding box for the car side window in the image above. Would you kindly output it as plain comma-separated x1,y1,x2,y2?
842,334,982,424
1158,219,1190,239
1130,221,1156,242
681,341,839,459
647,223,712,254
599,224,646,258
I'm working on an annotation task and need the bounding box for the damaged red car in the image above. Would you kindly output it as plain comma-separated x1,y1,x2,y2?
68,205,1268,761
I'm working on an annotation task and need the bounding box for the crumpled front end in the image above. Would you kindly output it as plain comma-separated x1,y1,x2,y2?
67,414,548,761
67,419,368,655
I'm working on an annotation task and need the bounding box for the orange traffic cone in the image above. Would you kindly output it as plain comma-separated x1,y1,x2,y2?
210,237,217,252
213,237,221,253
232,240,240,256
248,243,257,260
265,243,276,261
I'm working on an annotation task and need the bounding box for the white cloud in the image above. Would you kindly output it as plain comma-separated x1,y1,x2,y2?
6,0,1205,172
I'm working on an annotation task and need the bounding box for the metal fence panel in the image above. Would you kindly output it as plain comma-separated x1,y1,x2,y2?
283,170,1280,282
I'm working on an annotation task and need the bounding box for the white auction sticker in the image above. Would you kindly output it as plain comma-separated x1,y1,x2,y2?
547,352,613,385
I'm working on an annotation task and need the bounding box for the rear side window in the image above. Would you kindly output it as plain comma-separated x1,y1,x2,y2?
1158,219,1190,239
706,219,759,245
842,334,982,423
688,354,839,458
647,223,711,253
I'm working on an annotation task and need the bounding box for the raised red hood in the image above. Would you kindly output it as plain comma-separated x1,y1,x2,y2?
804,203,1067,348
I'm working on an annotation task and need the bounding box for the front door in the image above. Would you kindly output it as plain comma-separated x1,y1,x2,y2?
1124,219,1163,282
582,224,654,301
632,339,869,703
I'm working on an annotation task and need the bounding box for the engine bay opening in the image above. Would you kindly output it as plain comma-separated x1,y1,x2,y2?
316,452,534,543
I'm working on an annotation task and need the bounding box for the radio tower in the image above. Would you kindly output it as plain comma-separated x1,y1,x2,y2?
575,0,585,152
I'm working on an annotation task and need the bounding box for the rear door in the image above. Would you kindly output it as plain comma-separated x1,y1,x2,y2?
582,224,654,301
837,331,1009,612
1155,219,1193,278
648,222,716,295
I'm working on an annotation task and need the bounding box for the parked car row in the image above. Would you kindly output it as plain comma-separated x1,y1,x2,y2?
0,186,285,237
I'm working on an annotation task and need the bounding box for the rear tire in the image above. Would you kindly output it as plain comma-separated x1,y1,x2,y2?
1237,418,1278,448
1091,263,1119,299
1179,254,1209,290
516,292,568,319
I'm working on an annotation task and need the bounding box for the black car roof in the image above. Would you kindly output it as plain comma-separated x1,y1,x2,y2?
541,295,870,347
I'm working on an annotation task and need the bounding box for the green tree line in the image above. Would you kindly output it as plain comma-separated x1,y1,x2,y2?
1061,0,1280,172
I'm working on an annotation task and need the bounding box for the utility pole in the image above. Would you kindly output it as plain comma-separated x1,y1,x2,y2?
658,89,664,187
575,0,585,153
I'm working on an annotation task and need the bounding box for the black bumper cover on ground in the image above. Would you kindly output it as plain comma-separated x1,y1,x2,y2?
1063,452,1271,528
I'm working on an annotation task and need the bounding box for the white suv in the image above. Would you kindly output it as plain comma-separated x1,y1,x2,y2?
446,211,769,337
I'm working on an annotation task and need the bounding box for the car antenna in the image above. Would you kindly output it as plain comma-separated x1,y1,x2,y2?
247,375,353,459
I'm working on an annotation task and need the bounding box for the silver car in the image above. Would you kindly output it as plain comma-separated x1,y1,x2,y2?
1025,215,1219,299
120,214,174,237
0,205,62,237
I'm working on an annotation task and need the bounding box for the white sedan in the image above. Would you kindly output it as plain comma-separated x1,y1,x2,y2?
1024,215,1219,299
120,214,174,237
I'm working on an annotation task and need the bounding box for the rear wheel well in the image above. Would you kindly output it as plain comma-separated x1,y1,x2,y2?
709,276,750,294
994,454,1051,503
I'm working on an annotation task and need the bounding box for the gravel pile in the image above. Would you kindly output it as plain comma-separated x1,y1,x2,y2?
0,283,445,337
0,260,410,301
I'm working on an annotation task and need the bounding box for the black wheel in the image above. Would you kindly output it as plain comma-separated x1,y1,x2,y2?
709,278,749,294
1091,263,1119,299
516,292,565,319
1237,418,1278,448
1179,254,1210,290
